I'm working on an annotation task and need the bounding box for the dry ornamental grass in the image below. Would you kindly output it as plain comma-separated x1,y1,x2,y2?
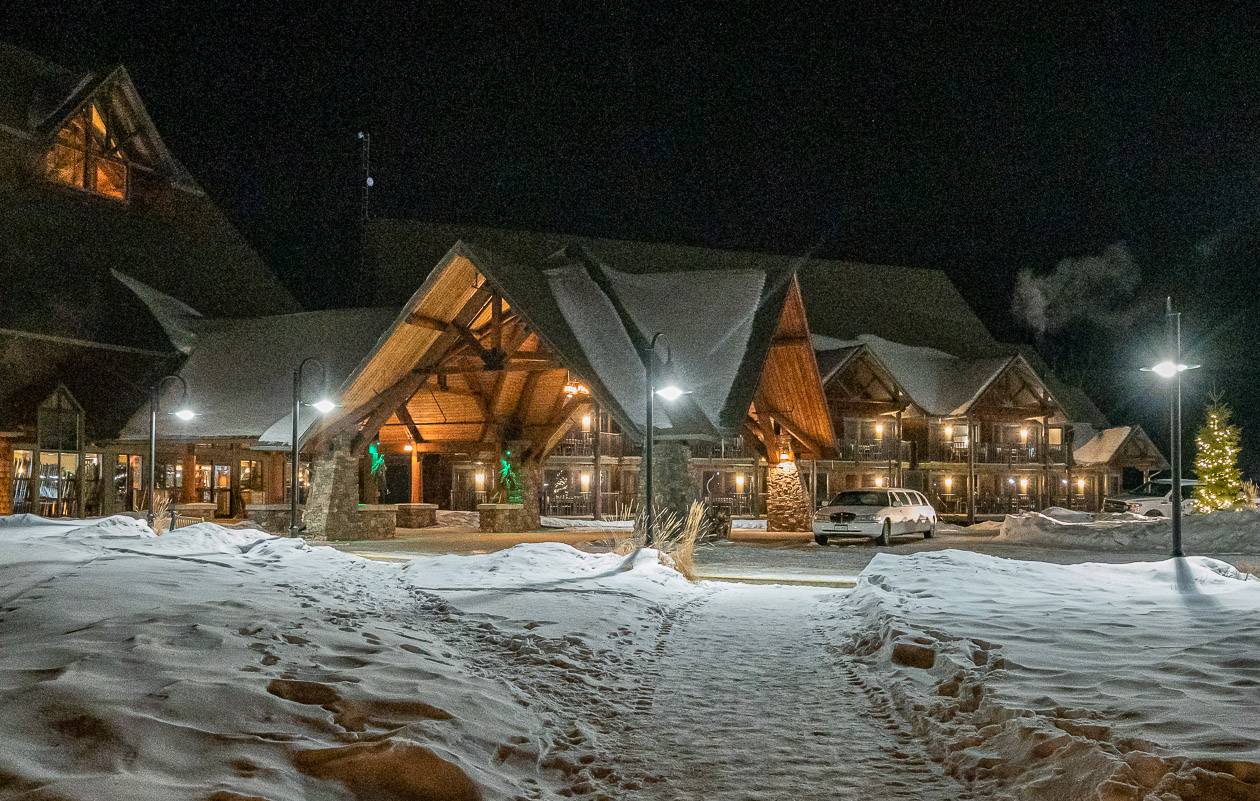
613,500,710,581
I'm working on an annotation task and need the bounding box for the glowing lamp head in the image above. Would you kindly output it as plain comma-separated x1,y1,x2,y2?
1145,360,1199,379
312,398,336,414
874,422,884,436
1019,428,1029,442
943,424,954,439
403,443,414,452
1076,478,1086,492
943,476,953,490
875,476,886,487
655,384,684,402
173,408,196,421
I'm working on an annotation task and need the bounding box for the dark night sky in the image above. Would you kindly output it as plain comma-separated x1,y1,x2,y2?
6,3,1260,471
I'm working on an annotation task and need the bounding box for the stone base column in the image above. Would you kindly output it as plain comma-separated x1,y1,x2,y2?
304,437,360,538
643,440,693,521
767,460,813,531
0,438,13,516
518,459,542,530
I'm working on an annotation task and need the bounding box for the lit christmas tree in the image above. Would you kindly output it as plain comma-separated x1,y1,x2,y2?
1192,397,1245,511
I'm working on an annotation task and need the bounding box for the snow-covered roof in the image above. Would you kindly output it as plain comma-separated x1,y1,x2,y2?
1073,425,1167,469
117,307,401,444
544,261,769,434
812,333,1016,417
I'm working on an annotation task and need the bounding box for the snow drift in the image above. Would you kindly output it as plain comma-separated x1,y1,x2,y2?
1001,507,1260,554
841,549,1260,800
0,515,694,800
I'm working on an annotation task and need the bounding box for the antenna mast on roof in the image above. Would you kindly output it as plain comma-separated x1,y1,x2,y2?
356,131,374,301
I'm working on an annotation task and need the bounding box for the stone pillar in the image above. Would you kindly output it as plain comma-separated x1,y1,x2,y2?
518,458,542,530
0,438,13,516
304,436,361,538
767,460,813,531
644,440,693,521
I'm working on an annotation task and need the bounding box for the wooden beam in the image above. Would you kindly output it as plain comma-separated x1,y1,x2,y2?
761,408,827,457
526,397,593,462
395,404,424,443
414,358,561,376
350,373,432,454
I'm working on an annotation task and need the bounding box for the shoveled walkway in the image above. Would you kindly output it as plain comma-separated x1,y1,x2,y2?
616,583,976,800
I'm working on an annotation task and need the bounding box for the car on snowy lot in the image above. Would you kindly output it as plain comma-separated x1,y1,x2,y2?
812,488,937,546
1102,478,1199,516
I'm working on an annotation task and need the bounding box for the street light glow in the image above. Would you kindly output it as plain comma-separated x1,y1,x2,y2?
1143,360,1199,378
655,384,684,401
173,408,196,421
312,398,336,414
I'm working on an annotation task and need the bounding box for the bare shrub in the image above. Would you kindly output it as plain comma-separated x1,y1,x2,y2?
152,493,172,535
615,501,710,580
1236,560,1259,581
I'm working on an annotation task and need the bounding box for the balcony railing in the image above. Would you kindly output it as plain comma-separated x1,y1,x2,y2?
922,442,1068,465
690,436,756,459
835,440,907,462
552,431,624,458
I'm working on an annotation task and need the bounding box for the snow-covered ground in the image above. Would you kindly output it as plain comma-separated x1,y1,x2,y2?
0,514,691,799
3,514,1257,800
1001,506,1260,553
840,550,1260,800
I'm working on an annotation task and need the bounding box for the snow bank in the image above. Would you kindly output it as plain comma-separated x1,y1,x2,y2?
841,550,1260,799
0,514,697,799
1001,508,1260,553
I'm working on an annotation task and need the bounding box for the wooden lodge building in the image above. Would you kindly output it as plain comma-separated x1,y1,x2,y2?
0,43,297,518
0,43,1165,531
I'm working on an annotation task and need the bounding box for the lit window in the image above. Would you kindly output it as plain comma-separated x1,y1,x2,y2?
46,101,129,200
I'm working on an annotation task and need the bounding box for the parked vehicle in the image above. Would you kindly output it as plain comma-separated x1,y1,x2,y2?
1102,478,1199,516
813,488,937,546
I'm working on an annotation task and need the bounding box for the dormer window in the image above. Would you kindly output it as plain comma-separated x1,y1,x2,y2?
46,100,129,200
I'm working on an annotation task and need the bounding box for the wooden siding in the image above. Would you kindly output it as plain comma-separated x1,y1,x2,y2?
751,277,836,458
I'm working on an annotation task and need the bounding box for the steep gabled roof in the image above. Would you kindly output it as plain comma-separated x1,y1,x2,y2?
813,333,1058,419
0,42,300,353
116,307,401,443
1073,425,1168,469
368,219,1002,360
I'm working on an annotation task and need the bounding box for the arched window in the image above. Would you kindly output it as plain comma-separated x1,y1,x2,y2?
46,100,129,200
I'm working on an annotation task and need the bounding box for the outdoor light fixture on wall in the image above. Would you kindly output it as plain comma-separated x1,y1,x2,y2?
943,424,954,440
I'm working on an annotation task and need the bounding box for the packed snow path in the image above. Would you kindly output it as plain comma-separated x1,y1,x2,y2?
617,584,974,800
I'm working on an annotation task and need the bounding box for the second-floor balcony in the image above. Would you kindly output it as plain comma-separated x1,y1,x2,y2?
923,441,1067,464
835,439,908,462
552,431,624,458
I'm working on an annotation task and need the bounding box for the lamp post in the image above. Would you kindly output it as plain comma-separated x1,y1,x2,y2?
147,375,195,527
290,357,336,538
1141,297,1200,557
641,332,686,547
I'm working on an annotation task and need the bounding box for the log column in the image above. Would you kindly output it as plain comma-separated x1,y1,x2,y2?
409,448,422,503
265,451,285,505
180,445,198,503
0,438,13,515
